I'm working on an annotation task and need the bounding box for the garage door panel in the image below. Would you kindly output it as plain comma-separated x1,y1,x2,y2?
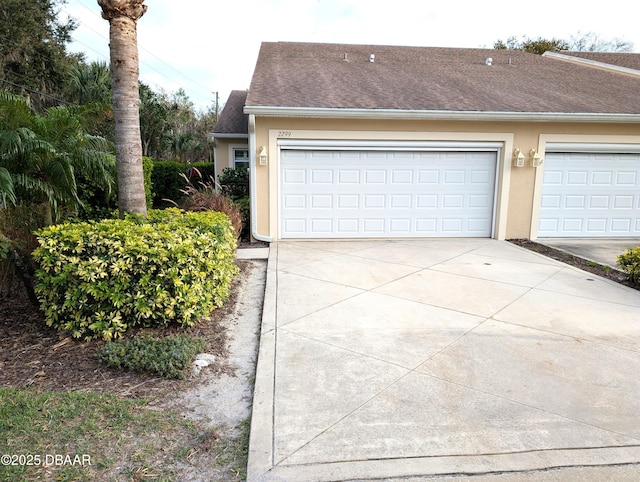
338,170,359,183
391,170,412,183
614,196,634,209
418,170,439,183
617,172,637,185
589,196,609,208
390,195,411,208
337,195,358,208
284,169,306,183
337,219,358,233
539,152,640,237
592,172,612,184
283,194,306,209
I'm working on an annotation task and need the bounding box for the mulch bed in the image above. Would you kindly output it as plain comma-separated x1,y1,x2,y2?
0,261,251,399
508,238,638,291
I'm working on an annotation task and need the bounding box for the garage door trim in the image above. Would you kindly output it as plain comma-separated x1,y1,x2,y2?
546,143,640,154
278,141,502,239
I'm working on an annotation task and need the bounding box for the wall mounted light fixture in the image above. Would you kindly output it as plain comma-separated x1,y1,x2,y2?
513,148,525,167
530,149,543,167
259,146,268,166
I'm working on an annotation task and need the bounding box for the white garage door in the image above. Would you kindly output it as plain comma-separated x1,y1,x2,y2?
539,152,640,237
280,149,497,238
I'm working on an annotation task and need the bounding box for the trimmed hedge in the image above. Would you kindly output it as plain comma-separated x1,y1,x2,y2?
618,246,640,284
151,161,185,207
151,161,215,207
33,208,238,340
142,156,154,208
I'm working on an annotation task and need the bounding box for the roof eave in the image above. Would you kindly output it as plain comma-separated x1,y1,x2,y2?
211,133,249,140
243,106,640,123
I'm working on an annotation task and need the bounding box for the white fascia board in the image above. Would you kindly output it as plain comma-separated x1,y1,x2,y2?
543,52,640,77
211,133,249,140
243,106,640,123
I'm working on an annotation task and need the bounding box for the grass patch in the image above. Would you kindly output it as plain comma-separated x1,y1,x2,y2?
0,388,198,481
207,418,251,481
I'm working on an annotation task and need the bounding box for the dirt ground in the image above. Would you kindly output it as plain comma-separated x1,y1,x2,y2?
508,239,638,291
0,256,267,397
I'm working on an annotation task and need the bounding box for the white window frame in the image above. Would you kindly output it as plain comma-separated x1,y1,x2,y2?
230,145,249,170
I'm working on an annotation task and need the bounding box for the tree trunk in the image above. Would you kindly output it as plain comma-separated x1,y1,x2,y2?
98,0,147,218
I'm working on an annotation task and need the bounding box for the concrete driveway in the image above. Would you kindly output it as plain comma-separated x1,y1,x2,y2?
247,239,640,481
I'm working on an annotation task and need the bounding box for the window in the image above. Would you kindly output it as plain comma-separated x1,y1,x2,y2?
233,148,249,170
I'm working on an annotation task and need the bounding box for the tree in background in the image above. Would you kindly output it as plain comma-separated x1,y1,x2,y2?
98,0,147,218
494,36,569,55
0,91,115,225
67,61,112,105
494,31,634,54
0,0,81,112
569,31,634,53
139,85,216,163
66,61,114,142
139,83,172,158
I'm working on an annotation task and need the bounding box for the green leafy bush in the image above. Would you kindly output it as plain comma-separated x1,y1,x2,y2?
0,234,14,295
151,161,214,208
218,167,250,238
190,161,215,181
33,208,238,340
97,334,205,379
218,166,249,200
617,246,640,284
142,156,154,208
151,161,186,207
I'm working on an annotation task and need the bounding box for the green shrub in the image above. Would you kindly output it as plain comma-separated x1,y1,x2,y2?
0,234,14,295
617,246,640,284
33,208,239,340
217,167,250,237
190,161,215,181
142,156,154,208
97,334,205,379
151,160,185,207
0,203,48,301
151,161,215,208
218,166,249,201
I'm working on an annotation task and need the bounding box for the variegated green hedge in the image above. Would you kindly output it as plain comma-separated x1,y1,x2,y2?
618,246,640,284
33,208,238,340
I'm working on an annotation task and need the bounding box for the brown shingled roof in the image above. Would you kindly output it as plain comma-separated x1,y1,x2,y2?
213,90,248,135
245,42,640,115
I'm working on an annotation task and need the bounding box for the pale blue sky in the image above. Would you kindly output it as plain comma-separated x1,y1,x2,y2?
61,0,640,112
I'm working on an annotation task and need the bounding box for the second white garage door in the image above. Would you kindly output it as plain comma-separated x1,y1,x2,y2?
539,152,640,237
280,149,497,238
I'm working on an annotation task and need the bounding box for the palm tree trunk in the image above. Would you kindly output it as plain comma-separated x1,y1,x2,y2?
98,0,148,217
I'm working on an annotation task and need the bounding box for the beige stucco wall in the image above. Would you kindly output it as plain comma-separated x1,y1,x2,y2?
213,138,249,179
251,116,640,240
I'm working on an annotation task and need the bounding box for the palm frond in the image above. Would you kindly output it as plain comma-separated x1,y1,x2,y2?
0,167,16,206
